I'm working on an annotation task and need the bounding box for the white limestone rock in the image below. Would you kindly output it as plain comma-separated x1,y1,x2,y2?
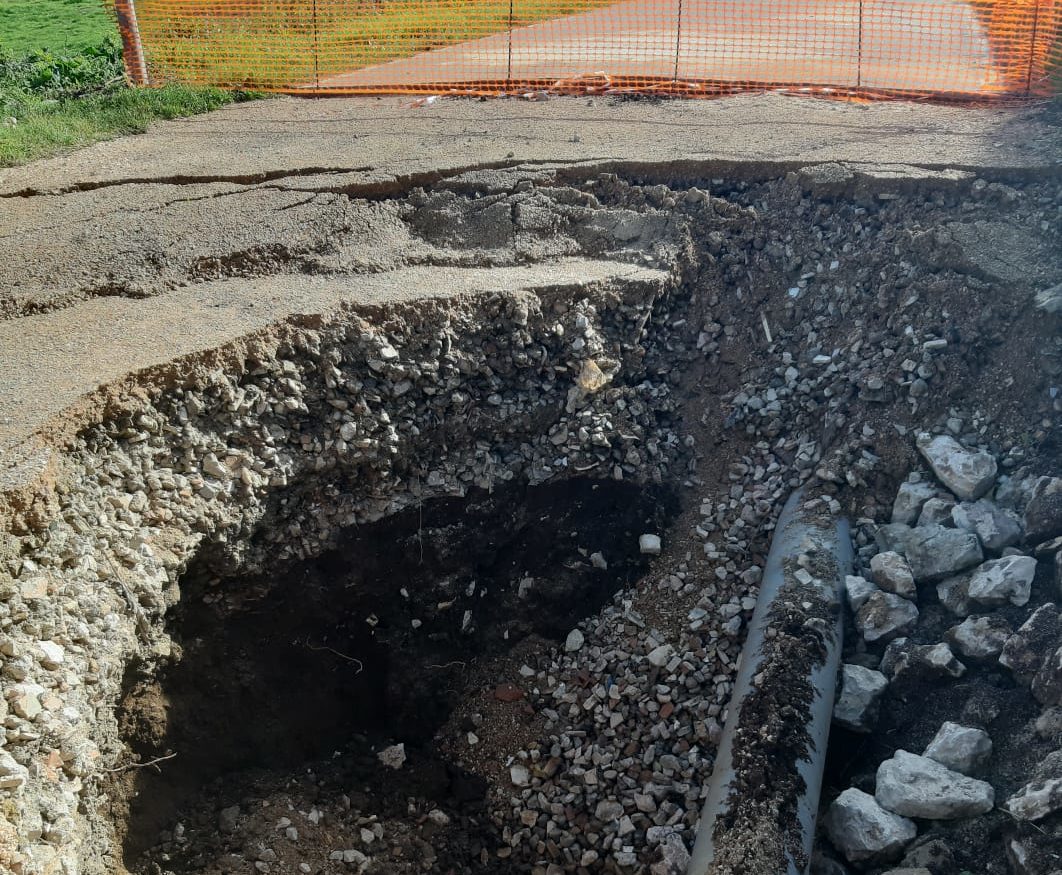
923,722,992,774
916,434,997,502
823,788,916,865
876,750,994,819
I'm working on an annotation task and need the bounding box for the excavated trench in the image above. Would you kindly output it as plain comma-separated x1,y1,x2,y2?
116,478,677,868
0,162,1060,875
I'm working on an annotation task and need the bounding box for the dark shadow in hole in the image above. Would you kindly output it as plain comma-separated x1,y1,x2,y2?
117,476,678,870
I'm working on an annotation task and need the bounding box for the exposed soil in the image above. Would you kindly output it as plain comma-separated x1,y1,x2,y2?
116,477,676,873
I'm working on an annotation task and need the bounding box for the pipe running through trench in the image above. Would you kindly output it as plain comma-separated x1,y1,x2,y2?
687,490,854,875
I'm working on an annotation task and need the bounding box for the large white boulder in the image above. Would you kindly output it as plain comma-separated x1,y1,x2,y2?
876,750,994,819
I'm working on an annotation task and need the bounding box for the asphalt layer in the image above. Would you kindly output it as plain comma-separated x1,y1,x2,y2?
0,92,1059,499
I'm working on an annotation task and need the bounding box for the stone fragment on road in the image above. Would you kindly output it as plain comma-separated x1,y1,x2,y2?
845,574,877,612
947,615,1012,660
1032,645,1062,706
639,534,662,555
1024,477,1062,544
892,480,936,525
1000,604,1062,682
376,743,406,770
1005,777,1062,821
871,551,917,599
952,499,1022,552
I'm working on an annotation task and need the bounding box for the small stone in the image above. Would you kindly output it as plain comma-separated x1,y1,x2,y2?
647,644,673,668
855,591,919,643
900,837,954,874
510,764,530,786
0,752,28,791
1005,777,1062,821
36,641,65,669
936,574,975,617
652,833,690,875
952,499,1022,552
1004,835,1057,875
1035,707,1062,741
916,433,997,501
377,743,406,769
10,687,42,721
947,615,1012,660
916,497,955,528
1000,604,1062,682
892,481,936,525
427,809,450,826
823,788,916,865
882,640,965,682
565,629,585,652
639,534,662,555
923,722,992,774
590,552,608,570
833,664,889,732
871,552,917,599
1024,476,1062,544
966,555,1037,607
594,799,623,821
1032,645,1062,706
845,575,877,612
876,750,994,819
218,805,241,834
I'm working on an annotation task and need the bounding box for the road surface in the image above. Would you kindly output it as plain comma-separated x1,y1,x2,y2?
322,0,995,95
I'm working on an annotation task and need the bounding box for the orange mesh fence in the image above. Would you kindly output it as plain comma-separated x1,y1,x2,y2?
115,0,1061,100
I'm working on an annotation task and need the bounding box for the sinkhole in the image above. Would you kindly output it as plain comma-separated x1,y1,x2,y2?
115,478,677,873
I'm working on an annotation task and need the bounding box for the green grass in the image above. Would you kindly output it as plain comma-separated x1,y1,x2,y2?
0,0,115,55
138,0,619,88
0,27,259,167
0,80,245,166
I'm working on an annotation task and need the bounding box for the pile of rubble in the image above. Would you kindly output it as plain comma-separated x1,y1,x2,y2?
825,436,1062,875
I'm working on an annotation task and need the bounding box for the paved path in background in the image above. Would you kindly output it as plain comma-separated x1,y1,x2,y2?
323,0,992,94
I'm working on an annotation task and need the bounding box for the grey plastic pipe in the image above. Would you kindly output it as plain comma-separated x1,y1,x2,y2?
687,490,853,875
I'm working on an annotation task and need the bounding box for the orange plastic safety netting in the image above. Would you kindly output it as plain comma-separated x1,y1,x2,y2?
114,0,1061,100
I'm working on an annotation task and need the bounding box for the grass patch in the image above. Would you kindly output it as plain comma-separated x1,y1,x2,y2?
0,83,244,166
138,0,619,87
0,0,115,55
0,36,259,167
